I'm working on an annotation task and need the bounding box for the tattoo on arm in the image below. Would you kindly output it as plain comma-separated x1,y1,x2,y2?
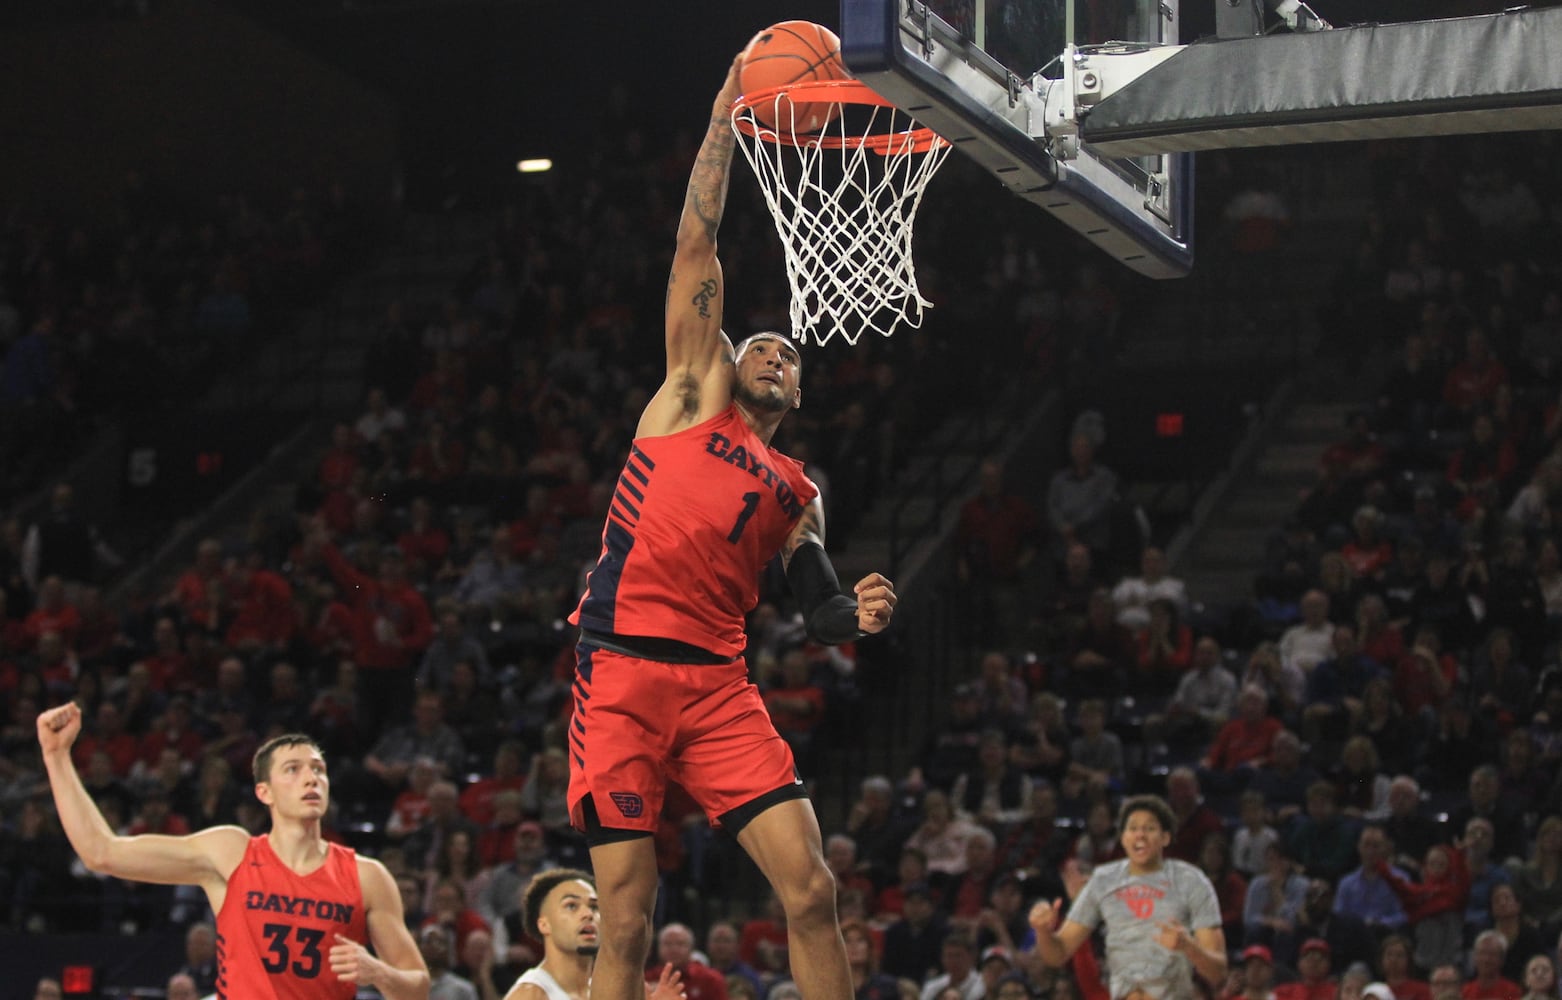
782,505,825,564
685,119,736,244
693,279,718,319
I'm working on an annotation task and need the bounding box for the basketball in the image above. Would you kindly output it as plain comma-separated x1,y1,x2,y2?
740,20,848,133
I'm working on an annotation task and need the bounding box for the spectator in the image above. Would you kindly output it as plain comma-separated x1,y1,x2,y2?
1508,817,1562,941
971,651,1029,729
1288,783,1360,883
1047,432,1118,567
1463,819,1512,935
1133,598,1196,695
1234,945,1280,1000
422,877,490,960
364,690,468,806
1333,824,1409,946
919,930,984,1000
1331,736,1392,822
1232,790,1282,879
904,789,983,884
1201,685,1283,787
843,775,916,890
1375,935,1429,1000
420,923,479,1000
1446,767,1526,866
1239,642,1306,728
882,881,949,982
178,921,219,995
1244,842,1309,965
1281,590,1337,678
957,458,1041,641
1274,939,1338,1000
314,525,434,733
1252,731,1322,826
1303,627,1381,750
419,608,494,694
1153,636,1236,752
1199,831,1249,945
1463,930,1521,1000
1111,546,1189,631
947,827,1001,922
647,923,729,1000
708,921,767,1000
1517,955,1556,1000
1379,777,1441,875
21,483,121,589
479,822,556,968
1430,966,1465,1000
1166,768,1226,865
1379,842,1470,971
1485,883,1548,985
404,779,481,872
1065,699,1124,797
1060,588,1135,702
461,742,529,828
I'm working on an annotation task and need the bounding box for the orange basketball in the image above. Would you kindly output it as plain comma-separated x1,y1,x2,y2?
740,20,848,133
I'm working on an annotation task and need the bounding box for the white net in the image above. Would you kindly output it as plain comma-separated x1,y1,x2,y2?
731,82,952,346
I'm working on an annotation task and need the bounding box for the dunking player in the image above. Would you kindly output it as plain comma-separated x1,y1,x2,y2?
37,704,430,1000
501,868,684,1000
567,55,897,1000
1029,795,1226,1000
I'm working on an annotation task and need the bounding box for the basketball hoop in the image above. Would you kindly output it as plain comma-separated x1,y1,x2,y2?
731,79,951,346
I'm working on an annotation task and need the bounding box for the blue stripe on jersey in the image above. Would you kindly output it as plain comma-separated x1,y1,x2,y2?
628,445,654,476
612,492,641,520
577,646,595,686
577,517,635,630
618,474,645,503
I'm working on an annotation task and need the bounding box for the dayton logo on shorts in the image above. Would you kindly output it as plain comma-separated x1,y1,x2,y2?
1115,884,1165,919
609,791,645,818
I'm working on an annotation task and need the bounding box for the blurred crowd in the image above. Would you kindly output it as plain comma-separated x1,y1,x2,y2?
5,101,1562,1000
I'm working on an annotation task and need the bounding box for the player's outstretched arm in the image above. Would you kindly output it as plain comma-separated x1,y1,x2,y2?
781,497,896,644
641,55,745,438
37,702,244,888
338,857,431,1000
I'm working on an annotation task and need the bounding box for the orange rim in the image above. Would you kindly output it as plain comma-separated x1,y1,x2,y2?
732,79,948,154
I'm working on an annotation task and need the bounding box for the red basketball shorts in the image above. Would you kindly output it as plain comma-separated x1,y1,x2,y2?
566,643,801,833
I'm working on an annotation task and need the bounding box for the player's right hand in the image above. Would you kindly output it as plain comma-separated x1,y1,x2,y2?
36,702,83,755
715,52,744,117
1027,898,1062,935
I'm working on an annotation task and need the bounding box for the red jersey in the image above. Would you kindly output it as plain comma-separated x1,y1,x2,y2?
571,405,818,658
217,836,368,1000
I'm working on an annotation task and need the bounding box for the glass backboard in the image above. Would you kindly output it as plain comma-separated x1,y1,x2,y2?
840,0,1194,276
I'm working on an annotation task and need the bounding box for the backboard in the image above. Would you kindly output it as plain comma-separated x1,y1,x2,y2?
840,0,1195,277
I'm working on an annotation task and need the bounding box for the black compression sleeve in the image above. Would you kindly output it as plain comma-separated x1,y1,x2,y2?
785,540,863,645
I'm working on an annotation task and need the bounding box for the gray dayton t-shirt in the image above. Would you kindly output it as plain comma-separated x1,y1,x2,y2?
1066,858,1221,1000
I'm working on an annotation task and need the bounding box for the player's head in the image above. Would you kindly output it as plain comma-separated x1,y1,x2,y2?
253,733,324,783
252,734,327,816
733,332,802,415
165,973,199,1000
523,868,598,955
1117,794,1175,866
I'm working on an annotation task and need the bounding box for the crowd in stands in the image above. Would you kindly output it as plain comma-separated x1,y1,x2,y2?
5,106,1562,1000
0,173,373,504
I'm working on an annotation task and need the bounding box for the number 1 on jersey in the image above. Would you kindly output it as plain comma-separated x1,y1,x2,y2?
727,491,761,543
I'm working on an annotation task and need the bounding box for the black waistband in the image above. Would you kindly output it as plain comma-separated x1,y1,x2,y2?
579,630,738,665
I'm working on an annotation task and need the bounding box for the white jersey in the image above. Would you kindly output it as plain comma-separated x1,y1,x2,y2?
1068,858,1221,1000
510,966,575,1000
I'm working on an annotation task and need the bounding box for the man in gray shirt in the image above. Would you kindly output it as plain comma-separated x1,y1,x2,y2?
1028,795,1227,1000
